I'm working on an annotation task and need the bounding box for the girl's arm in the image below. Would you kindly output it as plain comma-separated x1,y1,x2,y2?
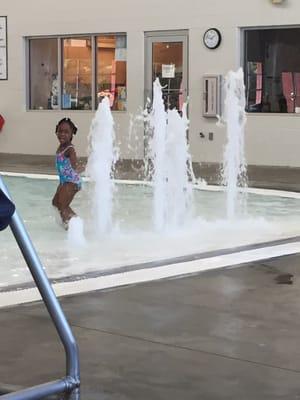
67,147,85,173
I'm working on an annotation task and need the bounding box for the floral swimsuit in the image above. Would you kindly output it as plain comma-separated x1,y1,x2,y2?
55,145,81,189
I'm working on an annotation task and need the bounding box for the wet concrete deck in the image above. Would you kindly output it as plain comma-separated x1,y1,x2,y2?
1,253,300,399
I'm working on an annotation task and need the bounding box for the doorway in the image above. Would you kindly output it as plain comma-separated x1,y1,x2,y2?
145,31,188,111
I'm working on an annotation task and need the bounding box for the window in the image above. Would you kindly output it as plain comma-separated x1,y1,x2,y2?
96,35,127,111
244,27,300,113
27,34,127,111
63,38,92,110
29,38,58,110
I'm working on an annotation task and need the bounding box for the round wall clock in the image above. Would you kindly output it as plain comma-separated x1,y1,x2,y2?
203,28,222,49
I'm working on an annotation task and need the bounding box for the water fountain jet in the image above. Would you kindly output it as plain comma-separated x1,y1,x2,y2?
147,78,194,231
85,96,119,234
221,68,248,219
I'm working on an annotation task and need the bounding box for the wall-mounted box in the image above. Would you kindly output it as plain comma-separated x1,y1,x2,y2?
203,74,221,117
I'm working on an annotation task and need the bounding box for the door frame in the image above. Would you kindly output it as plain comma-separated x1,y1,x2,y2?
144,30,189,106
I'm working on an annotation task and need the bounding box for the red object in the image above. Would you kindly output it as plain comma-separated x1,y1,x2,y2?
0,115,5,131
282,72,295,113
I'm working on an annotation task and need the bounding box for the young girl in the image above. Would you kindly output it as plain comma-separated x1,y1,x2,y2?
52,117,82,228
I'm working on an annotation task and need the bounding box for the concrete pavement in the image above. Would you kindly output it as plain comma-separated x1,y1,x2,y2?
0,253,300,399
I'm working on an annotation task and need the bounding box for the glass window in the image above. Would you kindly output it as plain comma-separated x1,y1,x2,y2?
29,38,58,110
62,38,92,110
244,28,300,113
28,33,127,111
96,35,127,111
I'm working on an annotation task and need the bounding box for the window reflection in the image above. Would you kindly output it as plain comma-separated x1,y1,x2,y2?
62,38,92,110
244,28,300,113
29,38,58,110
96,35,127,111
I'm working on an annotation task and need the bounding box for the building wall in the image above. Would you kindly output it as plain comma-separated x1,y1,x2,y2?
0,0,299,167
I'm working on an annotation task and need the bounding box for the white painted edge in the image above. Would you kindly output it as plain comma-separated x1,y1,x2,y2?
1,171,300,199
0,171,58,180
1,241,300,308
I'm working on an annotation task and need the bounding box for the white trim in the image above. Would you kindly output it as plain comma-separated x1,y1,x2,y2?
1,171,58,180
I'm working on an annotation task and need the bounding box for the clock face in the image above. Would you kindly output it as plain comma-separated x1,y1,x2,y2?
203,28,221,49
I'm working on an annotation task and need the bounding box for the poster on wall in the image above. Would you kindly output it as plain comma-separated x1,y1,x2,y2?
0,16,7,80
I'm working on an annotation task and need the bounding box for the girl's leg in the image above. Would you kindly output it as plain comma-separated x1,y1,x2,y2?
52,184,62,208
55,183,80,223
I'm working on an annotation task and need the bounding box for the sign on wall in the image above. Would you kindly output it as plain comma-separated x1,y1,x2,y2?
0,16,7,80
162,64,175,79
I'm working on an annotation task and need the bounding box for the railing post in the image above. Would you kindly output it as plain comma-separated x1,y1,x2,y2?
0,175,80,399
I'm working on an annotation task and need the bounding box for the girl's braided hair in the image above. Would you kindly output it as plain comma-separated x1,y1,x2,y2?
55,117,78,135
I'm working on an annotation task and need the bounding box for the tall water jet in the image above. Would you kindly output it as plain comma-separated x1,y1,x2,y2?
221,68,247,219
86,96,118,234
147,78,193,231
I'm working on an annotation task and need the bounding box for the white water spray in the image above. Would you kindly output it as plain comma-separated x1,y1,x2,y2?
221,68,247,219
86,96,118,234
67,216,87,247
148,78,193,231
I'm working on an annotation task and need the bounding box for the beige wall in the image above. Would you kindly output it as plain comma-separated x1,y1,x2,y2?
0,0,299,166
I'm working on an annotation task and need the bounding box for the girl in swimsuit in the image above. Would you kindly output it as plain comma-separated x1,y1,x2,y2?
52,117,83,227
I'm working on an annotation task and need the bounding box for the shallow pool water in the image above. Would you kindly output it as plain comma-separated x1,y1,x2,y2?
1,175,300,286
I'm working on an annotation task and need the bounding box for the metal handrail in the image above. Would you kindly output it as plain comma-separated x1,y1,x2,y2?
0,175,80,400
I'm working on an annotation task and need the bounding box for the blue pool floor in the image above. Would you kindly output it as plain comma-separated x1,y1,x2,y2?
1,253,300,399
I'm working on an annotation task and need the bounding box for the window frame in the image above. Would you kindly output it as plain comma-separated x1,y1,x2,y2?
25,33,127,112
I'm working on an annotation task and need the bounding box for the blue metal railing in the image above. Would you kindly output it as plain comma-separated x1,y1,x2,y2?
0,175,80,400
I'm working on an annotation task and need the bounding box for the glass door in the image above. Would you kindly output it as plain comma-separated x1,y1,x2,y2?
145,31,188,111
